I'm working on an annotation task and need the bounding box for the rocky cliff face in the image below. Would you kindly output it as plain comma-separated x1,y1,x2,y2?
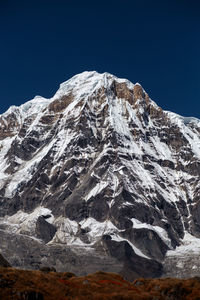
0,71,200,279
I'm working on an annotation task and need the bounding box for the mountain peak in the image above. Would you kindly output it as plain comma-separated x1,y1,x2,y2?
1,72,144,119
54,71,137,99
1,71,200,279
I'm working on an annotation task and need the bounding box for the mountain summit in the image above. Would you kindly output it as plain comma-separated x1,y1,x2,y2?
0,71,200,279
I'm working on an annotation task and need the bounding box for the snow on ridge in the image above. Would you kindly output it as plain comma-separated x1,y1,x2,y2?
0,71,152,129
111,234,150,259
0,136,16,184
4,138,56,198
79,217,149,259
0,105,20,118
54,71,136,100
166,111,200,159
19,96,50,115
131,218,172,248
54,71,105,99
52,215,151,259
80,217,118,237
166,232,200,257
166,111,200,126
0,206,53,235
1,72,198,126
0,96,50,126
85,181,108,201
182,116,200,125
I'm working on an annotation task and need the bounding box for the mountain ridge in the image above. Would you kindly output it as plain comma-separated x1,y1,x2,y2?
0,71,200,279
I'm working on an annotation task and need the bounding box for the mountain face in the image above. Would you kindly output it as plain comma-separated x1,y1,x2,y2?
0,71,200,279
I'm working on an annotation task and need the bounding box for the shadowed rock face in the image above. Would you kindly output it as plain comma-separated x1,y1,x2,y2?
101,235,162,279
35,216,57,243
0,71,200,279
0,254,11,267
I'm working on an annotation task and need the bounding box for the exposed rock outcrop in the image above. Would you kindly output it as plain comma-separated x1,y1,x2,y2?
35,216,57,243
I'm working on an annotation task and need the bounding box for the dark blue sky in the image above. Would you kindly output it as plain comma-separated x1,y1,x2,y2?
0,0,200,117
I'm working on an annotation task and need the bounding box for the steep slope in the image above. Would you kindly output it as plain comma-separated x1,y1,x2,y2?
0,71,200,279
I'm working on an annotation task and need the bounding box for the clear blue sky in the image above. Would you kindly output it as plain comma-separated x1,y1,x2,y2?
0,0,200,117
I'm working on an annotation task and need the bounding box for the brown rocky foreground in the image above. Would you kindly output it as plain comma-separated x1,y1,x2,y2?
1,267,200,300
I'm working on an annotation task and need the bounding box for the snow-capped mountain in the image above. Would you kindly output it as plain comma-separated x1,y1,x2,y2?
0,71,200,279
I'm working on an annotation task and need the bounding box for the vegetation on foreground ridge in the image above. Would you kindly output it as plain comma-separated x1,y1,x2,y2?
0,267,200,299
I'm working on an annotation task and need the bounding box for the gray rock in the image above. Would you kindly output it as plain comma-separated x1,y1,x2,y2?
0,254,11,267
101,235,163,280
35,216,57,243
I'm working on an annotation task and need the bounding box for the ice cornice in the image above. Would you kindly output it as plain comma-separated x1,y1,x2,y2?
166,111,200,126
